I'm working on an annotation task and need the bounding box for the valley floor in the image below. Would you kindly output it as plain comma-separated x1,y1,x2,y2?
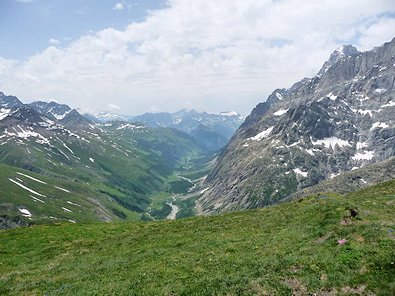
0,180,394,295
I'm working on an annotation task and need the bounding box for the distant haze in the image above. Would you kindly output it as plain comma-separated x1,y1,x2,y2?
0,0,394,115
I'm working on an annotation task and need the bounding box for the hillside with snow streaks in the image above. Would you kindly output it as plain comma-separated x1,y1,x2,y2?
0,93,207,227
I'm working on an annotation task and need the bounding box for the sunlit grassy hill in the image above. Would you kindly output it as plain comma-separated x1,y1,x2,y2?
1,180,394,295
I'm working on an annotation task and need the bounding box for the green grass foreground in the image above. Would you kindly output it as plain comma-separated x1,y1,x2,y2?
1,181,394,295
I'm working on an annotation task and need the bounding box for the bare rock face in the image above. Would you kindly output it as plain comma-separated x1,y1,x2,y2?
198,38,395,215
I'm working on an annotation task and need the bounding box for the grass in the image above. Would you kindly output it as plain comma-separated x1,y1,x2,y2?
0,180,394,295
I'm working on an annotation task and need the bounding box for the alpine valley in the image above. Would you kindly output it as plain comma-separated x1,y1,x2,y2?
0,28,395,296
0,93,227,227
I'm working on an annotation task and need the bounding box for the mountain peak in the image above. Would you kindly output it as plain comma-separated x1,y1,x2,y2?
318,44,359,76
330,44,359,60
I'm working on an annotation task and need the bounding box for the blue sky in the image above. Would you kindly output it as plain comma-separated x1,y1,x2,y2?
0,0,165,59
0,0,394,115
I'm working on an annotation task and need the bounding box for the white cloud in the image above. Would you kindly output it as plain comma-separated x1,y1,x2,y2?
113,2,124,10
108,103,121,110
1,0,394,115
49,38,60,45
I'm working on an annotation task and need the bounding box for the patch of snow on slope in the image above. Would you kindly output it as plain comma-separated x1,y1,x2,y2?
19,208,32,217
273,109,289,116
374,88,386,94
276,93,283,100
381,101,395,107
0,108,11,120
67,201,81,207
89,157,95,163
312,137,351,149
9,178,46,197
116,123,144,130
248,126,274,141
4,126,50,144
17,172,47,184
55,186,71,193
356,142,368,150
370,122,389,130
62,207,73,213
62,142,74,154
29,195,45,203
305,149,315,156
328,93,337,101
220,111,239,116
200,187,210,194
357,109,373,116
351,151,374,160
293,168,308,177
330,173,340,179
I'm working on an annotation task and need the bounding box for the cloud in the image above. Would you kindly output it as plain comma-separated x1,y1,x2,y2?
1,0,394,115
108,103,121,110
113,2,124,10
49,38,60,45
15,0,34,3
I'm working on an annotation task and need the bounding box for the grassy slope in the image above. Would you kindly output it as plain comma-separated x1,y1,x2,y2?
0,163,136,224
0,180,394,295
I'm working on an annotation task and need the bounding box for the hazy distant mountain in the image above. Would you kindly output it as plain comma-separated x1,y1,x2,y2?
132,109,244,151
198,38,395,214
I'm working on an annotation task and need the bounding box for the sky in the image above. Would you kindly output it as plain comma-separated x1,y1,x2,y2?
0,0,394,115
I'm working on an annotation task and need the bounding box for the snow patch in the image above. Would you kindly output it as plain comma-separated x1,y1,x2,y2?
89,157,95,163
0,108,11,120
55,186,71,193
305,149,315,156
273,109,289,116
61,207,73,213
276,93,283,100
374,88,386,94
116,123,144,130
16,172,47,184
9,178,46,197
67,201,81,207
19,208,32,217
356,142,368,150
351,151,374,160
312,137,351,149
370,122,389,130
248,126,274,141
220,111,239,116
200,187,210,194
29,195,45,203
381,101,395,107
293,168,308,177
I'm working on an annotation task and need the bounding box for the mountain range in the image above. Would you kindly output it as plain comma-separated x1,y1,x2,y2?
197,38,395,214
87,109,244,151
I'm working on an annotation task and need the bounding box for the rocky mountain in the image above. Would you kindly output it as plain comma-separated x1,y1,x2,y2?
89,111,129,123
132,109,244,151
0,93,207,226
198,38,395,214
28,101,72,120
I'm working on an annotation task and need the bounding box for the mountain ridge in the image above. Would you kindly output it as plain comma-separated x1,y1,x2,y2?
198,38,395,214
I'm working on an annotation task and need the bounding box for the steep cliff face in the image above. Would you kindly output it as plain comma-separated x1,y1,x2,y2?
198,38,395,214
